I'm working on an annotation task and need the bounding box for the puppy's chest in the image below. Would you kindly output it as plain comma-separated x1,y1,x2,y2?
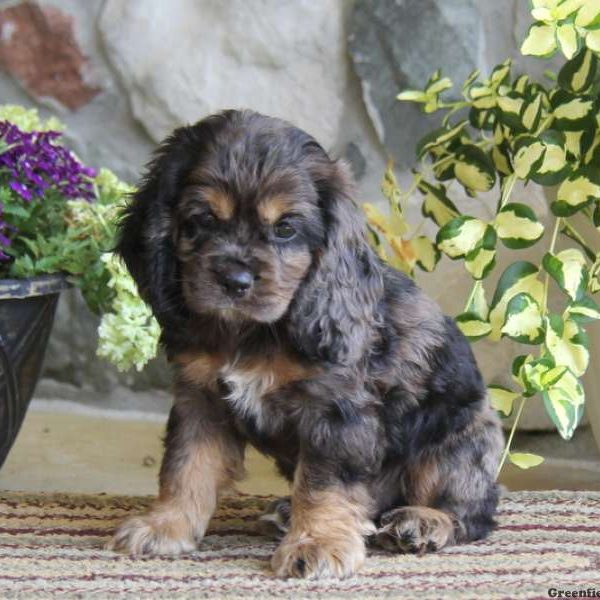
178,351,315,431
219,362,276,429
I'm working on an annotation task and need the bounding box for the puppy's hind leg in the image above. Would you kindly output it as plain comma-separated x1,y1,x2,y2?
108,388,245,556
257,497,291,540
374,407,503,554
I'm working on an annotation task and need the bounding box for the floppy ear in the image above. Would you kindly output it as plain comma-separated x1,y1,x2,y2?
288,159,384,365
116,126,203,327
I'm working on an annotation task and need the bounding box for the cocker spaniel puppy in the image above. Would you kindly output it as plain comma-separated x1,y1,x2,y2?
108,110,503,579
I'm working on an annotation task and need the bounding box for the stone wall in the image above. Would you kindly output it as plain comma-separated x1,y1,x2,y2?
0,0,563,426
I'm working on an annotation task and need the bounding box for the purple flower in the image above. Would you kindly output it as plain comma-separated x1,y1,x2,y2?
0,121,96,202
0,120,98,263
9,180,32,201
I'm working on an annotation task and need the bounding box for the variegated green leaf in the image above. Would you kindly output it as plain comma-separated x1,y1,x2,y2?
564,130,584,159
426,76,453,95
552,91,596,129
555,0,587,19
396,90,428,102
492,143,513,176
542,368,585,440
501,292,545,344
545,315,589,377
469,106,497,131
514,74,530,95
509,452,544,469
521,23,557,57
543,248,589,300
557,23,580,60
558,49,598,94
489,262,544,341
462,69,480,92
586,30,600,53
488,385,519,416
497,93,526,130
470,84,496,109
490,60,511,87
455,312,492,341
463,226,497,280
467,280,489,320
515,355,566,396
513,137,545,179
416,121,469,158
465,246,496,280
418,181,460,227
553,166,600,216
363,203,409,238
530,130,570,185
454,145,496,193
494,203,544,249
565,296,600,323
512,354,535,396
381,162,402,204
521,93,544,131
541,365,570,389
436,216,488,259
575,0,600,28
412,236,440,272
590,258,600,294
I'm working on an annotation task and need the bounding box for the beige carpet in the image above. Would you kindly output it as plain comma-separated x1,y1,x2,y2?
0,490,599,598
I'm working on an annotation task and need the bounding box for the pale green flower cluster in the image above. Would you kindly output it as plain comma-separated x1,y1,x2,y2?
94,167,135,201
97,253,161,372
0,104,64,132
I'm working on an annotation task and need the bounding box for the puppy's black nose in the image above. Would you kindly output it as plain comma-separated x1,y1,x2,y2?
216,263,254,298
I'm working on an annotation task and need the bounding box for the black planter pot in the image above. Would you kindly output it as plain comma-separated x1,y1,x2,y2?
0,274,70,469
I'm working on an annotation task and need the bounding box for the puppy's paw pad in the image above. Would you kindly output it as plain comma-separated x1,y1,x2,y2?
257,497,291,540
271,536,365,579
106,515,196,556
375,507,455,554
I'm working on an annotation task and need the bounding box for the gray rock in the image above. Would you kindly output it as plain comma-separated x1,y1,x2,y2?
348,0,567,168
99,0,348,150
348,0,482,167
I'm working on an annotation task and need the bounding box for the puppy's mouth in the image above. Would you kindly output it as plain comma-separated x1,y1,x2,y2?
183,276,291,324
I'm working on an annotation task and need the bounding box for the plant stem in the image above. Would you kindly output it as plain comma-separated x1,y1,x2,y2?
463,282,478,313
541,217,562,315
562,219,596,260
499,173,518,209
412,218,426,237
497,216,562,478
496,396,526,477
535,114,555,136
401,172,423,203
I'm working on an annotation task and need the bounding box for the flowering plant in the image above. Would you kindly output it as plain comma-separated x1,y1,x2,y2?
0,105,158,371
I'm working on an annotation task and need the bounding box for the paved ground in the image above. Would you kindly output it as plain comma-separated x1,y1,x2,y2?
1,399,599,496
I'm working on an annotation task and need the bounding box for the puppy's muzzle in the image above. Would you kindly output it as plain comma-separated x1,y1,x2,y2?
212,258,255,298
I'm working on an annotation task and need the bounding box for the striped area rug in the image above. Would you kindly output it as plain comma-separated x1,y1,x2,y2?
0,490,599,599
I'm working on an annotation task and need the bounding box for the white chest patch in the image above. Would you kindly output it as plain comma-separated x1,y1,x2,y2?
220,363,274,429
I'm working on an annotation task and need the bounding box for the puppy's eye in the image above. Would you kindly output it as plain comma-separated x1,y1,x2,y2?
273,219,296,240
196,212,217,228
181,212,216,238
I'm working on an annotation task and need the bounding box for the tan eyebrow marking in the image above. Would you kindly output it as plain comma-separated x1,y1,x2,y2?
202,188,235,220
257,195,295,224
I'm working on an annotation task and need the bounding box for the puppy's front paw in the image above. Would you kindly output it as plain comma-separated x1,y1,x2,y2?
106,513,197,556
271,534,366,579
